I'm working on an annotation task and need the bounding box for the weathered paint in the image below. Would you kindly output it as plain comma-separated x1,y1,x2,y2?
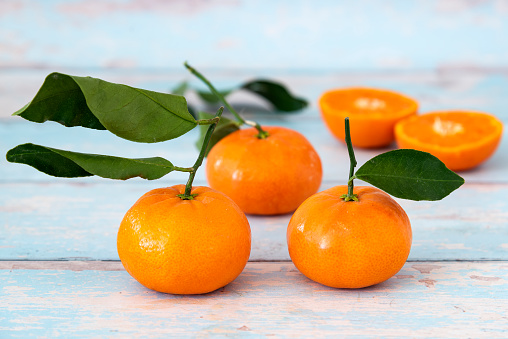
2,69,508,120
1,261,507,337
1,1,508,70
0,181,507,261
1,115,506,185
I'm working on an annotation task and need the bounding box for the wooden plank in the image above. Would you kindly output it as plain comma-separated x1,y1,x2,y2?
2,1,508,71
2,70,508,121
1,117,506,184
1,182,507,262
1,261,507,337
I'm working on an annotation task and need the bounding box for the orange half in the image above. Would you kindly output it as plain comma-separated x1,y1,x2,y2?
319,87,418,148
395,111,503,171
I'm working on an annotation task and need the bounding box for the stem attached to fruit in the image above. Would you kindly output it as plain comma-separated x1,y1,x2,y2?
177,106,224,200
184,62,269,139
341,117,359,202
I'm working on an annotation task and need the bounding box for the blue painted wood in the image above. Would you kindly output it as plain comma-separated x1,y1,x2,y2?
1,261,507,337
2,1,508,70
1,117,506,184
1,182,507,261
2,70,508,121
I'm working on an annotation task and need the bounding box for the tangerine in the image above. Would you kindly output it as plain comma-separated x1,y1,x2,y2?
287,185,412,289
319,87,418,148
206,126,322,215
395,111,503,171
117,184,251,294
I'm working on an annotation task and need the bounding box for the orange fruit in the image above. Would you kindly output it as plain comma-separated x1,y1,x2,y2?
319,87,418,148
287,186,412,289
117,185,251,294
395,111,503,171
206,126,322,215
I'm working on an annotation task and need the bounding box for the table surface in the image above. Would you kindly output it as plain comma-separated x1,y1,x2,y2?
1,69,507,338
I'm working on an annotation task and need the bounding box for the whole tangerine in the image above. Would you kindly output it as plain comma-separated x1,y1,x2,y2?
117,184,251,294
319,87,418,148
206,126,322,215
287,185,412,289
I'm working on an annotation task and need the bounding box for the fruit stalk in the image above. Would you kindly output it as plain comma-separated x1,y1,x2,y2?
184,62,269,139
178,106,224,200
342,117,358,202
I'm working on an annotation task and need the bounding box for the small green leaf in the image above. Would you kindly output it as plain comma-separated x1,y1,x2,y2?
355,149,465,201
241,79,308,112
171,81,189,96
196,89,233,104
196,111,240,156
6,143,174,180
15,72,197,143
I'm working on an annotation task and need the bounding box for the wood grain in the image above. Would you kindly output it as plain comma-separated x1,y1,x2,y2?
1,181,507,262
1,261,507,337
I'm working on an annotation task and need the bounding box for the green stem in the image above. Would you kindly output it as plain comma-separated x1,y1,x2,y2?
173,166,194,173
177,106,224,200
196,117,220,125
341,117,359,202
184,62,269,139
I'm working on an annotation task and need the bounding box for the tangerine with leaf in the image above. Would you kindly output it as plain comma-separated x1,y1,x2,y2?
5,72,253,294
186,63,322,215
287,118,464,289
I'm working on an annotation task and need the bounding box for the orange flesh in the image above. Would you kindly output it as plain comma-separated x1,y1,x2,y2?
395,111,503,171
400,112,499,147
322,89,416,119
319,88,418,148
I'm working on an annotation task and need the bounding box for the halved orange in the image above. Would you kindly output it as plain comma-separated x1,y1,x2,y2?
319,88,418,148
395,111,503,171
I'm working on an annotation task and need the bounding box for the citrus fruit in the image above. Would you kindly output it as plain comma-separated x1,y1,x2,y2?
319,87,418,148
287,185,412,289
117,184,251,294
395,111,503,171
206,126,322,215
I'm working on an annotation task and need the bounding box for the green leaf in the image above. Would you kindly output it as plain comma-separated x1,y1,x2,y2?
15,72,197,143
241,79,308,112
171,81,189,96
6,143,174,180
196,89,233,104
355,149,465,201
196,111,240,156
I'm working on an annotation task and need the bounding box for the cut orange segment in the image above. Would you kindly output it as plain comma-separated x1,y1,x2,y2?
319,88,418,148
395,111,503,171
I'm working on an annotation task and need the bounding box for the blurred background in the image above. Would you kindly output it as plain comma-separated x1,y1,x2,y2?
2,0,508,116
2,0,508,71
2,0,508,114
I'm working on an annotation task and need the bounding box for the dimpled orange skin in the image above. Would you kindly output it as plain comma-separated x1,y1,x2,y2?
287,186,412,289
395,111,503,171
117,185,251,295
319,88,418,148
206,126,322,215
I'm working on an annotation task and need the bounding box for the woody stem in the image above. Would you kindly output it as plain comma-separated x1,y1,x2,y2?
342,117,358,202
178,106,224,200
184,62,269,139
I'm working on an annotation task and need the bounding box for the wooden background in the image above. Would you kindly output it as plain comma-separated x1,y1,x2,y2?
1,0,507,337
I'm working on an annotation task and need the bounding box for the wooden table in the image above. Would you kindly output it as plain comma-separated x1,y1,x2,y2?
1,69,507,337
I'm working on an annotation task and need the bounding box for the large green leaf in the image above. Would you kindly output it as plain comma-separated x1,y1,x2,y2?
241,80,308,112
6,143,174,180
14,72,197,143
355,149,465,201
196,111,240,156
